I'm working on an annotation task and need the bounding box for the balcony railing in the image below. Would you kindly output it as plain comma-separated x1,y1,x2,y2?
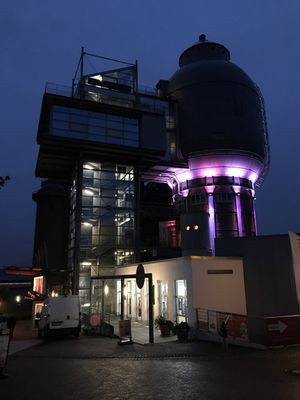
44,82,167,114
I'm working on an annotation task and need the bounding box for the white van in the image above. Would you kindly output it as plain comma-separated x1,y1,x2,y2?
38,295,81,339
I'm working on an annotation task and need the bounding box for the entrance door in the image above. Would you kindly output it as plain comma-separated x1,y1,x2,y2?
126,280,132,318
136,286,142,320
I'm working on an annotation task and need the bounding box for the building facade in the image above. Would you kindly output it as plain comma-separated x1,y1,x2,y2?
33,35,269,319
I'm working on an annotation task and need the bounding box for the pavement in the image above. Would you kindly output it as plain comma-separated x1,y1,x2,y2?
9,334,251,359
2,335,300,400
2,325,300,400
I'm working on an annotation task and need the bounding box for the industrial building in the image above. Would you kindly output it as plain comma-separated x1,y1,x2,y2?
31,35,300,347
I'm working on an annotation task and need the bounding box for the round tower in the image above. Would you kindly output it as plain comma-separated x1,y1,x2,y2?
168,35,270,254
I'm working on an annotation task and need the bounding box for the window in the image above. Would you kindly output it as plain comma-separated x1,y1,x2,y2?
175,280,187,323
214,192,234,203
158,281,168,318
50,106,139,147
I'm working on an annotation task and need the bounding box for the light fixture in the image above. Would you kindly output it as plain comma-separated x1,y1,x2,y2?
119,217,131,226
83,189,94,196
81,261,92,266
82,222,92,227
82,303,91,307
185,226,190,231
93,74,103,82
104,285,109,296
16,295,21,303
194,225,199,230
83,164,94,170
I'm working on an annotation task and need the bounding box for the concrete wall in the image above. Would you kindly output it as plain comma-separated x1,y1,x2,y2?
216,235,300,344
289,232,300,308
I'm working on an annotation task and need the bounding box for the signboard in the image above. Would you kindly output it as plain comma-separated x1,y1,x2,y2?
119,319,131,340
0,335,10,369
136,264,145,289
265,316,300,346
218,312,248,341
89,314,101,327
197,310,248,341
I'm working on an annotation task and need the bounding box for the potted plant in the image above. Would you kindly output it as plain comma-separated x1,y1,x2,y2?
173,321,190,341
154,316,174,337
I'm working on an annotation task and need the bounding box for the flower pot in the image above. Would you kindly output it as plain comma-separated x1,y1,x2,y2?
176,329,189,341
159,324,171,337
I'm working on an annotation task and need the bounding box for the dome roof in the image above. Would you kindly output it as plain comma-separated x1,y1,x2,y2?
179,34,230,66
169,35,256,94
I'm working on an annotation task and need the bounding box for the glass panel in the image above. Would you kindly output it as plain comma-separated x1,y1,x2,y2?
50,106,139,147
175,280,187,323
53,120,69,129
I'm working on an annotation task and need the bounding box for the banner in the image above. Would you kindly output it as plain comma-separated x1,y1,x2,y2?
119,320,131,339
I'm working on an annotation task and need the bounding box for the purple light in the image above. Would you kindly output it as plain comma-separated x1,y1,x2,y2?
167,180,174,190
226,167,245,178
208,195,215,255
202,168,217,177
235,194,243,236
186,154,263,182
175,170,192,183
249,172,258,183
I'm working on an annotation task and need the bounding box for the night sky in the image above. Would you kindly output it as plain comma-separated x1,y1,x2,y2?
0,1,299,267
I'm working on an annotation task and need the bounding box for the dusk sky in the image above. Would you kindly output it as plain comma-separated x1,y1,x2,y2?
0,0,299,267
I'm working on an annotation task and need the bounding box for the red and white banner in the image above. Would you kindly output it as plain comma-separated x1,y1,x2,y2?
265,315,300,346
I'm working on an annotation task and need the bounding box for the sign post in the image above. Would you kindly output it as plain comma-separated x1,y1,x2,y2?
136,264,145,289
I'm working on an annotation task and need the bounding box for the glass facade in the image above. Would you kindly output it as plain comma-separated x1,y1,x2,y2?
71,162,136,305
50,106,139,147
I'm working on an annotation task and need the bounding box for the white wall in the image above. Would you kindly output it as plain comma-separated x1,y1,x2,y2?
117,255,246,327
119,257,192,324
191,256,246,315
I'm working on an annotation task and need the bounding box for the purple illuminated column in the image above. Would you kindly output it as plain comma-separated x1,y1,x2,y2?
235,192,243,237
208,192,215,255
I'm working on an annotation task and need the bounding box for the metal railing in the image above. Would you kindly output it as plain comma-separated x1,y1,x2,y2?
44,82,166,114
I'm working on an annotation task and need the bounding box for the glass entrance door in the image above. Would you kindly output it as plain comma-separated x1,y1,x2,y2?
136,286,142,320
